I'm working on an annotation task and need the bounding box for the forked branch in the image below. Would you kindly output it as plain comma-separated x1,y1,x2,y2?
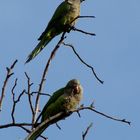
0,59,18,111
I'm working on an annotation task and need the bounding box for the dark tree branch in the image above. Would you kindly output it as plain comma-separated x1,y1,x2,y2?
11,78,18,123
0,103,130,139
72,26,96,36
19,126,31,133
25,104,130,139
11,81,25,123
71,15,95,25
30,91,51,97
56,123,62,130
0,60,18,111
0,123,47,140
82,123,93,140
0,123,32,129
69,15,95,36
63,43,104,84
33,32,67,125
25,72,35,127
73,106,131,125
79,15,96,19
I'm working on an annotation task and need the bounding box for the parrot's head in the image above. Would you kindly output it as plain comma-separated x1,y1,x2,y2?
66,79,83,94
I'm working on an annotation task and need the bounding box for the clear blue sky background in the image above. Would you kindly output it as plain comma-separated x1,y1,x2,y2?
0,0,140,139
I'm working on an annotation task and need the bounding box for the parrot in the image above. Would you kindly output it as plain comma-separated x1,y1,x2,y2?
25,79,83,140
26,0,81,63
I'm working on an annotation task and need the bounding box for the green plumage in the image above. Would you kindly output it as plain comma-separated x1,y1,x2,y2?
25,79,83,140
41,79,83,121
26,0,80,63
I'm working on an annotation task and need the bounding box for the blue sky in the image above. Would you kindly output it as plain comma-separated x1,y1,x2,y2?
0,0,140,139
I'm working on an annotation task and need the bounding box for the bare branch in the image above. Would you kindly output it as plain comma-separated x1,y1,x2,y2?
0,123,32,129
78,15,96,19
63,43,104,84
30,91,51,97
19,126,31,133
55,123,62,130
82,123,93,140
25,72,35,126
1,102,130,139
73,106,131,125
72,26,96,36
33,32,67,124
0,123,47,140
25,104,130,139
11,78,18,123
70,15,95,26
0,121,48,139
10,60,18,69
0,60,18,111
11,80,25,123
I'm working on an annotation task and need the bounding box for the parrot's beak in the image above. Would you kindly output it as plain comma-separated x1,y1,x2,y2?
73,84,80,94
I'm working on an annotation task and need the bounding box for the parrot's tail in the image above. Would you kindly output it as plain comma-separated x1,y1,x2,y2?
25,37,52,63
24,125,46,140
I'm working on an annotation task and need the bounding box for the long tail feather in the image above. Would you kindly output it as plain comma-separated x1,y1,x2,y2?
24,124,46,140
25,37,52,63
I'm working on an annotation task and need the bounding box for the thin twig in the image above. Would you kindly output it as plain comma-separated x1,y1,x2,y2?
0,59,18,111
11,81,25,123
0,123,47,140
71,15,95,25
73,106,131,125
19,126,31,133
11,78,18,123
0,123,32,129
82,123,93,140
25,72,35,126
72,27,96,36
56,123,61,130
79,16,96,19
63,43,104,84
33,32,67,124
30,91,51,97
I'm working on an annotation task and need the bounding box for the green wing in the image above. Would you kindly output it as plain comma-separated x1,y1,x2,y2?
38,1,70,40
41,88,65,116
25,88,66,140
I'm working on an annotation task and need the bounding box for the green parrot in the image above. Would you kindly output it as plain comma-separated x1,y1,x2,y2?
25,79,83,140
26,0,81,63
40,79,83,121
